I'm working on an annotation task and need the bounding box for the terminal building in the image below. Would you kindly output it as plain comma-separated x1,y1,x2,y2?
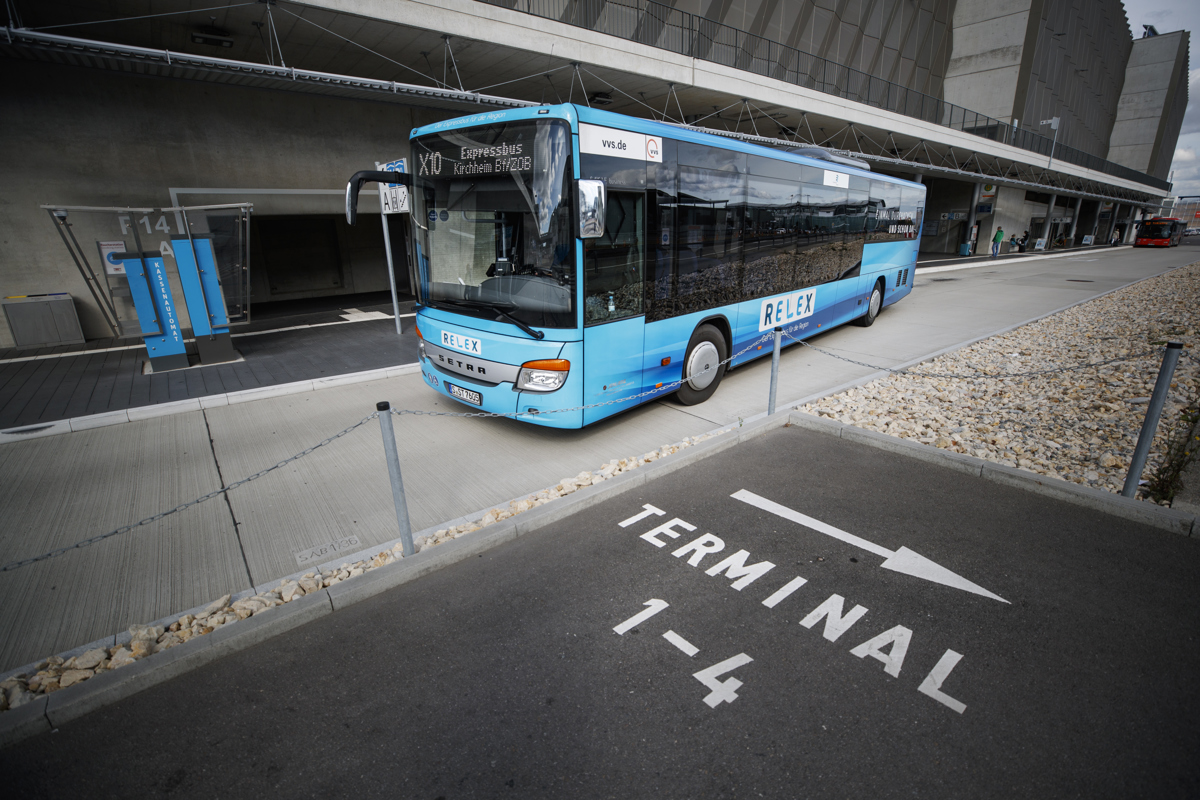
0,0,1189,349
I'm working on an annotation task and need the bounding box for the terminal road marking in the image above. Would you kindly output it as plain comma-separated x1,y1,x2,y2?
693,654,754,708
613,599,669,635
731,490,1009,603
662,630,699,656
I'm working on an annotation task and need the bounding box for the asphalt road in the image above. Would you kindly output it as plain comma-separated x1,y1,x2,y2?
5,425,1198,798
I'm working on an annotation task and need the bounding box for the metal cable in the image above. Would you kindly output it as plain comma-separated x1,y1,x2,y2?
0,413,380,573
31,3,257,31
781,327,1157,380
2,331,777,572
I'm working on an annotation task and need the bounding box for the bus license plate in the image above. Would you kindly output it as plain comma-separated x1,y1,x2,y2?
447,382,482,406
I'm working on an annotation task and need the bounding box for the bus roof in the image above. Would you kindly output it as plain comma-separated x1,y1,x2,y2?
410,102,918,189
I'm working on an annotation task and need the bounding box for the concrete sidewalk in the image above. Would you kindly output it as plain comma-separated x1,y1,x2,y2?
0,244,1193,677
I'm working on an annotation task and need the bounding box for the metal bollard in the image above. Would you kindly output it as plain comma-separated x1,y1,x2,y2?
1121,342,1183,498
377,401,415,556
768,326,782,416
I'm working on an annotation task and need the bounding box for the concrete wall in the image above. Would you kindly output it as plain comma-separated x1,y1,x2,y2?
918,177,976,254
1107,31,1190,180
0,59,450,347
1017,0,1130,159
975,185,1031,254
942,0,1036,124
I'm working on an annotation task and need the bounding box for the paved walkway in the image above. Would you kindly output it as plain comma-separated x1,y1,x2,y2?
0,293,418,429
4,420,1196,795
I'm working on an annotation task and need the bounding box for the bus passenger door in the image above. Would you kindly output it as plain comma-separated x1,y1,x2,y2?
582,190,647,425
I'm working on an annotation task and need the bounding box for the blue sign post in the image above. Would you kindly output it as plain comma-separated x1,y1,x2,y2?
173,235,237,364
118,251,190,372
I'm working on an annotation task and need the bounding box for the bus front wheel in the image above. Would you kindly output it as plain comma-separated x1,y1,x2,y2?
856,280,883,327
677,324,727,405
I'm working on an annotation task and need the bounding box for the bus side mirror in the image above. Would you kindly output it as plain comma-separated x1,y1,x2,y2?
578,179,606,239
345,170,411,225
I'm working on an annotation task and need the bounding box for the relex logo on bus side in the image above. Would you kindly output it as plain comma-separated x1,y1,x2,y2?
759,289,817,331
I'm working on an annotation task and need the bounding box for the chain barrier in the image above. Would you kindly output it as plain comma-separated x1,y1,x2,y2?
780,326,1157,381
0,413,381,573
0,335,775,572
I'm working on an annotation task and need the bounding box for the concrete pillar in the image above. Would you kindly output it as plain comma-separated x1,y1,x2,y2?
1124,208,1143,243
1108,203,1123,243
1041,194,1057,248
913,173,924,184
963,182,983,255
1091,201,1101,239
1066,197,1082,246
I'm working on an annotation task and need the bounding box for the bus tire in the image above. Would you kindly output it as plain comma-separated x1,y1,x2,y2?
676,324,727,405
856,280,884,327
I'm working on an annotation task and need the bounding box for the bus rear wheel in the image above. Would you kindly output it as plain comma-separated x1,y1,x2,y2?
856,280,883,327
676,324,727,405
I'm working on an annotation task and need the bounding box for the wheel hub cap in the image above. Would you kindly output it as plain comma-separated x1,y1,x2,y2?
686,342,720,390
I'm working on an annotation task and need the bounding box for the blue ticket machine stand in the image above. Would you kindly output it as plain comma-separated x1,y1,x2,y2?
116,250,190,372
173,236,237,364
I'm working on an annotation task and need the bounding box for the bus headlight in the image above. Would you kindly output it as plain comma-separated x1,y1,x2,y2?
417,340,427,361
516,359,570,392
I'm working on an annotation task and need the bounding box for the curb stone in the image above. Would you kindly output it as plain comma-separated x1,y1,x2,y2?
786,411,1197,537
41,589,334,730
0,363,421,444
0,695,49,749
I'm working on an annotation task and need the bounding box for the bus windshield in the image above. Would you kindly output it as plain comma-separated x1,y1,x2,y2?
1140,223,1173,239
411,119,576,329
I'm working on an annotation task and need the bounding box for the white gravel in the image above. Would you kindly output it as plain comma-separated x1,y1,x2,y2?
801,261,1200,496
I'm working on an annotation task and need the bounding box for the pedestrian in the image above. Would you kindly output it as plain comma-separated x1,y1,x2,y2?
1019,231,1029,253
1110,228,1120,247
991,226,1004,258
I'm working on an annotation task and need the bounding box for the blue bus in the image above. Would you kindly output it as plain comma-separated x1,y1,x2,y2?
347,103,923,428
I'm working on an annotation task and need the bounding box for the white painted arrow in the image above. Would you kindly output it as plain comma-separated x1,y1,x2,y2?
731,490,1008,604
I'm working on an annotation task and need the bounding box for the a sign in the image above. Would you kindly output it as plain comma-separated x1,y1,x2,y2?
976,204,993,215
979,184,996,201
441,330,482,355
1082,235,1094,245
579,124,662,162
823,170,849,189
758,289,816,332
1034,238,1047,250
377,159,409,215
97,241,127,276
417,138,532,177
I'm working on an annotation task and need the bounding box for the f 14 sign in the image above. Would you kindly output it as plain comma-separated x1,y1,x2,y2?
376,159,409,214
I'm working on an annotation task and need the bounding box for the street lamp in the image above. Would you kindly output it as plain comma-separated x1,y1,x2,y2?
1039,116,1060,169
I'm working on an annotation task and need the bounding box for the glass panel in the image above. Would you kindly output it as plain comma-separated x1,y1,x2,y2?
583,191,645,324
411,119,575,329
676,166,746,313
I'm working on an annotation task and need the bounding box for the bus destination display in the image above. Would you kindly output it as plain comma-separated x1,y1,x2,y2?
417,139,532,178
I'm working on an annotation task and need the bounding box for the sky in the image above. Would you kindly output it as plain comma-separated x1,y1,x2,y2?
1123,0,1200,199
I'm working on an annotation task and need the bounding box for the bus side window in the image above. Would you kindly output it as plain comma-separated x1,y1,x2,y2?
583,191,645,324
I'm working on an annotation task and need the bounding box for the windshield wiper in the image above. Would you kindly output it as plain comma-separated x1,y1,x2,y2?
437,298,545,340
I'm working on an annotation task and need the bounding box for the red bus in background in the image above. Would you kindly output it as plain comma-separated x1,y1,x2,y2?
1135,217,1183,247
